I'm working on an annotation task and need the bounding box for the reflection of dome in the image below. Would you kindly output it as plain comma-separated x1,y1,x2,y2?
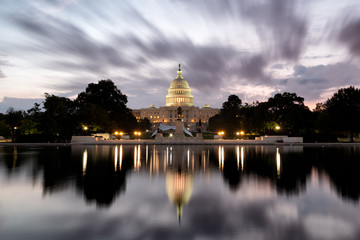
165,64,194,107
166,170,193,222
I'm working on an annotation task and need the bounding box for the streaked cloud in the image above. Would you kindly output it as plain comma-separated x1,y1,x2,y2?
0,0,360,112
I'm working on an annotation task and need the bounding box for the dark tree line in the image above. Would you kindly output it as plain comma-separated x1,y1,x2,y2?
208,86,360,142
0,79,141,142
1,83,359,143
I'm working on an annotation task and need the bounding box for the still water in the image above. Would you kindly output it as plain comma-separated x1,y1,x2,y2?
0,145,360,240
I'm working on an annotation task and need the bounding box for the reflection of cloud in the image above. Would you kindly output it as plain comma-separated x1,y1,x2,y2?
234,177,276,201
304,215,355,239
267,202,298,223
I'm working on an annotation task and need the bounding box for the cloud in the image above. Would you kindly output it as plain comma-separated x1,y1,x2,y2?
3,0,357,110
279,62,360,103
238,0,308,61
13,14,134,75
338,18,360,57
0,60,8,78
0,97,43,113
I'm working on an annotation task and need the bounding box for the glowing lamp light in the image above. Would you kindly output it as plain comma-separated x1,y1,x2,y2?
114,131,119,135
240,131,245,135
83,126,88,131
275,126,281,130
120,132,124,136
236,132,240,136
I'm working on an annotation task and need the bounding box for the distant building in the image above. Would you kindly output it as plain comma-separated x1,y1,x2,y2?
132,65,219,131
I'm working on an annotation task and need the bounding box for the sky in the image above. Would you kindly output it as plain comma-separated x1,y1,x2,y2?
1,0,360,113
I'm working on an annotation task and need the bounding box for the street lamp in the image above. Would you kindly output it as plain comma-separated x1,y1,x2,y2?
236,131,245,139
134,131,142,139
218,131,225,139
275,126,281,130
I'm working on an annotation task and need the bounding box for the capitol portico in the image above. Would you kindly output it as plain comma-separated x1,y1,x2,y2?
132,65,219,131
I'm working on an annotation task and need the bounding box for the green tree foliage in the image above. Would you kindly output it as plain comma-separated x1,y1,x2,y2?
324,86,360,141
76,79,137,132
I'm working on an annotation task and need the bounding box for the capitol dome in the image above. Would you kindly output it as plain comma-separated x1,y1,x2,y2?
165,64,194,107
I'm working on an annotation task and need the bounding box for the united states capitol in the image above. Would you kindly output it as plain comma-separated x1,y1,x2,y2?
132,64,219,131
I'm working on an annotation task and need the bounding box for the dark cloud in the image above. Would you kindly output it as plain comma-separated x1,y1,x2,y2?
238,0,308,61
338,18,360,57
281,62,360,102
13,14,134,75
176,0,308,64
239,54,269,82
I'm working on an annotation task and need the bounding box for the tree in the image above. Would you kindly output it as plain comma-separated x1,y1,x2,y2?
325,86,360,141
139,117,151,131
76,79,137,132
221,94,242,114
0,113,10,138
265,92,313,135
208,95,242,137
22,103,43,135
41,93,78,142
4,108,24,142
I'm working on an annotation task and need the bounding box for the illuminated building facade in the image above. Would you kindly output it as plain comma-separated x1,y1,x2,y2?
132,65,219,130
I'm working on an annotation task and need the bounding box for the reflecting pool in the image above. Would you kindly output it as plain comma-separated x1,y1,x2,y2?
0,145,360,240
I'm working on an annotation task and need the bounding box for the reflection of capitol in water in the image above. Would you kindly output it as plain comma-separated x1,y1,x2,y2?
78,145,298,217
166,170,193,222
